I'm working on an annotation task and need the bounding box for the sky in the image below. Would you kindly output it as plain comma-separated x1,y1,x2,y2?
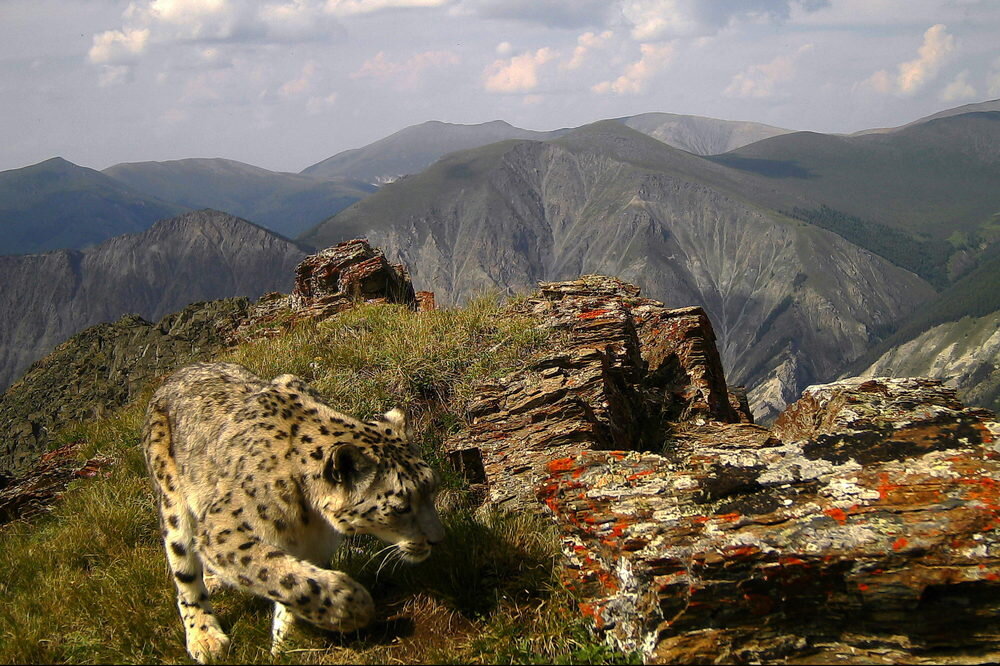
2,0,999,173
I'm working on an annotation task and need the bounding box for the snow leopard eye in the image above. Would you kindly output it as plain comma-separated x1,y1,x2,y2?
392,505,411,515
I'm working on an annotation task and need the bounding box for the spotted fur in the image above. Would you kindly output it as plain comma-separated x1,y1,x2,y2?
142,362,444,663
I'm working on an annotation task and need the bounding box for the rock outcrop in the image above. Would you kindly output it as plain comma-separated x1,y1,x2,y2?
859,310,1000,415
445,276,745,511
230,239,419,341
445,276,1000,664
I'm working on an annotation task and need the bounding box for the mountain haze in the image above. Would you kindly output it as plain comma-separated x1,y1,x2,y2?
0,157,185,255
303,122,935,419
618,112,792,155
104,158,375,238
0,210,307,390
301,119,565,183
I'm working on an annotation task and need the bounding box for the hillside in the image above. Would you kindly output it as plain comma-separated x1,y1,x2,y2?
302,122,935,420
853,97,1000,134
717,112,1000,238
0,210,307,391
104,158,374,238
0,157,185,255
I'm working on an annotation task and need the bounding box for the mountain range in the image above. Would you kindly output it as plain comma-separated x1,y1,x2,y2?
1,101,998,418
0,157,184,255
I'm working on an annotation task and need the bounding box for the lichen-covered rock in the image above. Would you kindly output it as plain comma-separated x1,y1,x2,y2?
536,378,1000,664
446,275,742,511
631,303,740,425
231,239,419,341
0,442,111,524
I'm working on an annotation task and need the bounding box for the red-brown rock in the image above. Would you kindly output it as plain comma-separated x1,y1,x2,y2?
536,378,1000,663
231,239,417,341
445,275,743,511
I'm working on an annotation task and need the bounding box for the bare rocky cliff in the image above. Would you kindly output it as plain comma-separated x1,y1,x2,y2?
0,210,307,391
859,310,1000,413
304,124,934,420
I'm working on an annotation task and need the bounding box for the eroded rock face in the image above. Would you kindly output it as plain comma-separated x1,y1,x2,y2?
536,378,1000,663
445,275,741,511
231,239,419,341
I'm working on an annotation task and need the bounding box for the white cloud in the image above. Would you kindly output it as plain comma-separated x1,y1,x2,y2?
352,50,460,88
324,0,451,15
279,60,319,96
591,42,672,95
99,65,135,87
483,46,556,93
92,0,339,55
724,44,813,98
495,41,512,55
620,0,828,41
88,28,150,64
987,56,1000,97
864,24,955,96
306,92,338,114
940,69,976,102
564,30,613,70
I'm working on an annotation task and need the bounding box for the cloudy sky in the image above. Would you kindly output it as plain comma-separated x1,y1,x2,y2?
2,0,999,173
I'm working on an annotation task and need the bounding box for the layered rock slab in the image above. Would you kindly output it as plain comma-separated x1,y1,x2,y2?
230,238,419,341
445,275,743,511
537,377,1000,663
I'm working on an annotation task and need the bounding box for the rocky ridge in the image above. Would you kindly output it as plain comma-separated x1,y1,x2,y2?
0,209,308,391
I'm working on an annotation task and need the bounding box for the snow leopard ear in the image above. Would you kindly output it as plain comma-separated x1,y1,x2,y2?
381,407,406,431
324,443,374,488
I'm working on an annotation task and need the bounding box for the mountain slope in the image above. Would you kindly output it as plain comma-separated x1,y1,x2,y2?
0,209,308,390
302,122,935,419
715,112,1000,238
0,157,186,255
104,158,374,238
853,97,1000,135
301,120,564,183
617,112,792,155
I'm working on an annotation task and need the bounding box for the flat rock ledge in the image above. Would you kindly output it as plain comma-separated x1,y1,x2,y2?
446,277,1000,664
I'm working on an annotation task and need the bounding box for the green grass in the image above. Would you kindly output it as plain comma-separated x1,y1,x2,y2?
0,298,633,664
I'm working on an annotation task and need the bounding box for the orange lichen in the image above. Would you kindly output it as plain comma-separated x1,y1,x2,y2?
577,309,610,320
877,473,901,501
546,457,577,473
892,537,909,551
825,508,848,524
626,469,655,481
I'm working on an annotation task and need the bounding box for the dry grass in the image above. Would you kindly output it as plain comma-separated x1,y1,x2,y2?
0,299,636,664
